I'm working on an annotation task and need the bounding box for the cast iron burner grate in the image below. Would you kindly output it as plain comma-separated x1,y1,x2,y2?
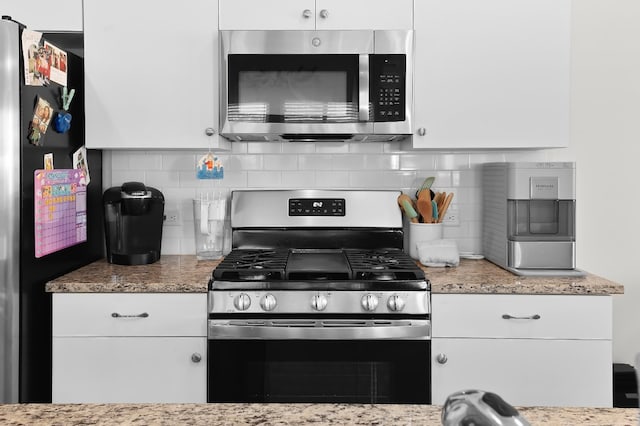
213,249,289,280
345,249,424,281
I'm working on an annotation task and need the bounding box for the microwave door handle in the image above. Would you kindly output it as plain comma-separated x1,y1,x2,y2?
358,54,369,122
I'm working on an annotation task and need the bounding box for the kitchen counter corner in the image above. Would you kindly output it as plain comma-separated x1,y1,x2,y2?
46,256,219,293
424,259,624,295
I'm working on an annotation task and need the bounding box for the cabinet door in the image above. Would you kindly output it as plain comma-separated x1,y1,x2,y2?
219,0,316,30
431,338,612,407
315,0,413,30
84,0,228,149
2,0,82,31
52,337,206,403
413,0,570,149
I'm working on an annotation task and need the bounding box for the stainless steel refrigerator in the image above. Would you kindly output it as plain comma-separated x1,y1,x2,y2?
0,17,103,403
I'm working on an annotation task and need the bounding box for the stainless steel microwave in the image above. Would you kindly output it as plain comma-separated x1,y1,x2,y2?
219,30,413,142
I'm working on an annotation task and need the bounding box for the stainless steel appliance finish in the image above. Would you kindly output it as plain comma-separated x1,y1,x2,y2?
1,18,104,403
207,189,431,404
483,162,583,276
0,18,21,404
219,30,413,142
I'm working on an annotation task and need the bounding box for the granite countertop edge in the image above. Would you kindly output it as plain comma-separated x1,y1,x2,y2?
0,403,637,426
45,255,624,295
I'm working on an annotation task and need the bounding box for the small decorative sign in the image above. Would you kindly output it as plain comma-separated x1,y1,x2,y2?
34,169,87,258
197,153,224,179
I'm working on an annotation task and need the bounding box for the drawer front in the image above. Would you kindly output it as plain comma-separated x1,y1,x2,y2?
53,293,207,337
432,294,612,339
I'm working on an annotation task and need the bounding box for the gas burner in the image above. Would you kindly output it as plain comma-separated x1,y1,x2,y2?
213,249,288,281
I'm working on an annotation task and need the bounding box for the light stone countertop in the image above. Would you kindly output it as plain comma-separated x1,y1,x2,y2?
0,403,637,425
45,255,624,295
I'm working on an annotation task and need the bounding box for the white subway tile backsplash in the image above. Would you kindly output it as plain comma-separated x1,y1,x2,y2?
298,155,334,170
332,155,366,170
435,153,471,170
224,154,263,171
264,155,298,170
349,142,385,154
163,153,197,171
282,142,317,154
282,171,316,187
247,142,283,154
127,153,164,170
315,171,350,188
106,143,555,256
399,154,436,170
315,142,350,154
248,171,282,187
111,170,145,185
145,171,181,188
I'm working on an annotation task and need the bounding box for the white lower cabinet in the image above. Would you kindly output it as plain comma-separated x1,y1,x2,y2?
431,294,613,407
52,293,207,403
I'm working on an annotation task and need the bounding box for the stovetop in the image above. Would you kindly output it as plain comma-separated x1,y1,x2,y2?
211,248,426,286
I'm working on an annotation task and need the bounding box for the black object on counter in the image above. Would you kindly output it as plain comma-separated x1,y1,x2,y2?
613,363,639,408
103,182,164,265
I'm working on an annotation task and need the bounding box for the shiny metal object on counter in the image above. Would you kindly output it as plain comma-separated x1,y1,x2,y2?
442,389,530,426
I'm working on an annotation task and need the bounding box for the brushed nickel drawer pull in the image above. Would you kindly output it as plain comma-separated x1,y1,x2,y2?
111,312,149,318
502,314,541,320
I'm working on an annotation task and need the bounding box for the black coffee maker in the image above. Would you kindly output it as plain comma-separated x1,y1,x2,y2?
103,182,165,265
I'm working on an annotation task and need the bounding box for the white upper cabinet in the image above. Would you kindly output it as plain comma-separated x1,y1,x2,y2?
413,0,571,149
2,0,82,31
219,0,413,30
83,0,229,150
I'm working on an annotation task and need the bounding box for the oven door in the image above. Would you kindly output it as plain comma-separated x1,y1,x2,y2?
207,319,431,404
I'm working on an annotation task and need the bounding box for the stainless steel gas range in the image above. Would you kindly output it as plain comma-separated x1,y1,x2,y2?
207,190,431,404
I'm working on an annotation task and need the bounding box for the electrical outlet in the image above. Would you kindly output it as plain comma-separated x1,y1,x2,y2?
164,209,181,226
442,208,460,226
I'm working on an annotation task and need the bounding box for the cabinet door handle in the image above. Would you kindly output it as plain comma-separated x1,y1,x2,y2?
302,9,312,18
205,127,215,136
319,9,329,19
111,312,149,318
436,353,448,364
501,314,541,320
417,127,426,136
191,353,202,363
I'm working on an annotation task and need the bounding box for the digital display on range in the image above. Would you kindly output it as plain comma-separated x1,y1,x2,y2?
289,198,345,216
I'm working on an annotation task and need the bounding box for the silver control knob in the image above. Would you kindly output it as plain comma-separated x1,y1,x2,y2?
233,293,251,311
361,293,379,312
311,294,328,311
436,353,448,364
387,294,405,312
260,294,277,311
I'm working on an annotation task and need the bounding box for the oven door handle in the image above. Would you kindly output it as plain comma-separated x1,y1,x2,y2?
208,319,430,340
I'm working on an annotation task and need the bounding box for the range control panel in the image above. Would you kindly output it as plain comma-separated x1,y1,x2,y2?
289,198,345,216
370,54,406,122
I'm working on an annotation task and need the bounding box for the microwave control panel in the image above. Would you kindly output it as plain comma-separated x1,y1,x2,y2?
370,55,406,122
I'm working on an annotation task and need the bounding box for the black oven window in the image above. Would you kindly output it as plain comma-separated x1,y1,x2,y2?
227,55,359,123
208,340,430,404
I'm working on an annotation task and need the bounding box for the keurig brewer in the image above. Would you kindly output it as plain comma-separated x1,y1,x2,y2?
103,182,165,265
482,162,584,276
